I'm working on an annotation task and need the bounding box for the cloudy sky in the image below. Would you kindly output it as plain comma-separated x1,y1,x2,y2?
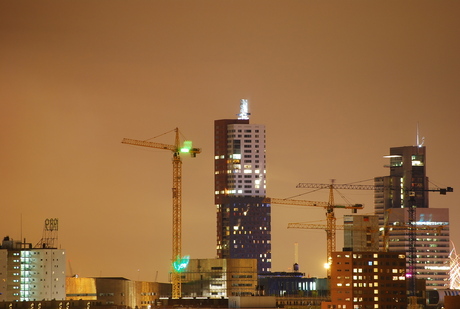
1,0,459,282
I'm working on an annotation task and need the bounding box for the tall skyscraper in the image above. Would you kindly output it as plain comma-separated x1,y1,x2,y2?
374,145,428,226
214,100,270,273
374,143,451,289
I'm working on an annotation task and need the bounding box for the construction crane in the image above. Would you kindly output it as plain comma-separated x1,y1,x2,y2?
297,181,453,299
289,221,444,253
264,196,363,277
122,128,201,299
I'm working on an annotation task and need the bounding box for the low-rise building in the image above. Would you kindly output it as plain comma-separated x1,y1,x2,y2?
0,236,66,302
322,251,407,309
66,277,170,309
181,258,257,298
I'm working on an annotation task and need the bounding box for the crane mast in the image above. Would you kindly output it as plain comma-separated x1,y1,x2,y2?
122,128,201,299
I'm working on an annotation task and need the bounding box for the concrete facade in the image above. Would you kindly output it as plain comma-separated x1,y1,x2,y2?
66,277,171,309
343,215,379,252
0,237,66,302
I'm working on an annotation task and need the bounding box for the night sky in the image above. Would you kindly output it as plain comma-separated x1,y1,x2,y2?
1,1,459,282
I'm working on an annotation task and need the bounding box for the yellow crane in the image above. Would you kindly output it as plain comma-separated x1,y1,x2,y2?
122,128,201,299
263,197,363,277
290,181,371,275
288,221,377,246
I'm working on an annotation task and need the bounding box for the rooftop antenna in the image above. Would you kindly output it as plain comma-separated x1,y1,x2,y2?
416,122,424,148
237,99,250,120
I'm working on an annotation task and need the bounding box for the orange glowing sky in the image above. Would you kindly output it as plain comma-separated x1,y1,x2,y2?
1,1,459,282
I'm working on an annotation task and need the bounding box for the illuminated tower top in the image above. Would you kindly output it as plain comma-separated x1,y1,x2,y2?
237,99,250,120
416,122,425,148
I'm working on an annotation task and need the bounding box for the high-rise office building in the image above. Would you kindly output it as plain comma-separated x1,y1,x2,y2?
386,208,450,289
374,144,451,289
214,100,270,273
374,145,428,226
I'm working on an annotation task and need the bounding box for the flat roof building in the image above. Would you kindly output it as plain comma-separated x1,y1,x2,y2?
0,236,66,302
323,251,407,309
66,277,171,309
180,258,257,298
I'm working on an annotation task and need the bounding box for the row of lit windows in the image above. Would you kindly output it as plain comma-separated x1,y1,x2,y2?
336,253,405,259
227,128,262,133
226,127,263,133
216,189,265,195
227,140,259,149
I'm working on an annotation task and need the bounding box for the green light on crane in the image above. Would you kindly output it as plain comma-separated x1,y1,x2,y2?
180,141,193,153
173,255,190,273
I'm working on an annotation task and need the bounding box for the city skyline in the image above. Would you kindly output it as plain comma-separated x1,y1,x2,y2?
1,1,459,283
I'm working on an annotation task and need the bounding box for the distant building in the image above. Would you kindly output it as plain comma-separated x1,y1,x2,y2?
374,145,428,225
66,277,97,300
215,100,270,273
386,207,450,289
374,145,451,290
228,296,276,308
322,251,407,309
0,236,66,301
181,258,257,298
66,277,171,309
426,289,460,308
343,215,379,252
257,272,329,297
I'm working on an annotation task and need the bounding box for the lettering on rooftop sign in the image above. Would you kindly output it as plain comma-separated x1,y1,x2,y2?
45,218,59,231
